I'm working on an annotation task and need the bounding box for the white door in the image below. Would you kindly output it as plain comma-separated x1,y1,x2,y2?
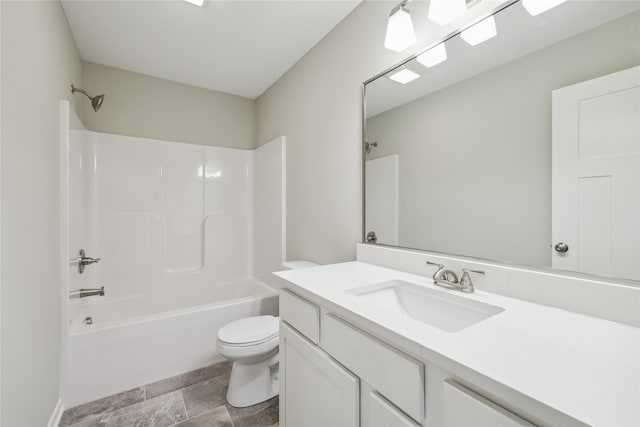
552,66,640,279
365,155,399,245
280,323,359,427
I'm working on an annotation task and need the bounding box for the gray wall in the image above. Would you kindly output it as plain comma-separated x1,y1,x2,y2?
367,11,640,267
1,1,83,425
255,1,506,265
82,62,256,149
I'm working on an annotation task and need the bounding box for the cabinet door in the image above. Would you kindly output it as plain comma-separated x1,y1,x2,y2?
443,380,535,427
366,391,420,427
280,322,359,427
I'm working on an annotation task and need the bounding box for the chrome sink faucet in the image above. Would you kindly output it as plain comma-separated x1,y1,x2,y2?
426,261,484,293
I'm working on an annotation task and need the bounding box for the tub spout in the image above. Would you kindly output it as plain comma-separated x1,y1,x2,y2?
69,286,105,299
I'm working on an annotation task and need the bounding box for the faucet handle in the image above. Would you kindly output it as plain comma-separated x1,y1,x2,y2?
462,268,485,275
459,269,485,293
426,261,444,269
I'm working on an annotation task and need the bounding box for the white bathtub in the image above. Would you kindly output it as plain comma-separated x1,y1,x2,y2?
64,278,278,407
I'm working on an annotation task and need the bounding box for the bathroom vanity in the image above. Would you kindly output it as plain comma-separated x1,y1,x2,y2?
275,1,640,425
275,254,639,427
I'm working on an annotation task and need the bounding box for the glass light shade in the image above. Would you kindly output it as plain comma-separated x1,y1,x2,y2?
184,0,204,6
522,0,567,16
461,16,497,46
384,7,416,53
417,44,447,68
389,68,421,84
428,0,467,26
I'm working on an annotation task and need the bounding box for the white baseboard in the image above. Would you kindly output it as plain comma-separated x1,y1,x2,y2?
47,399,64,427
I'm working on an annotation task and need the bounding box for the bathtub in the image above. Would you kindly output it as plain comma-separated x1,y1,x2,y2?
64,278,278,407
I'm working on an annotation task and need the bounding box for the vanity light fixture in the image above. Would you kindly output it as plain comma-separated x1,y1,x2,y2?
384,0,416,53
389,68,421,84
417,43,447,68
461,15,497,46
522,0,567,16
183,0,204,6
428,0,467,26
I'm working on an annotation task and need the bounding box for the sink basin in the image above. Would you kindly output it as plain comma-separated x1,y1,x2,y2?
347,280,504,332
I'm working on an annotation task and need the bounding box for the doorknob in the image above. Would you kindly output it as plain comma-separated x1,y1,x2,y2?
554,242,569,253
366,231,377,243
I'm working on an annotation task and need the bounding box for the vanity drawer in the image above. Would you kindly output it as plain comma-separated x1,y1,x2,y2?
280,289,320,344
368,391,420,427
322,313,424,422
443,380,535,427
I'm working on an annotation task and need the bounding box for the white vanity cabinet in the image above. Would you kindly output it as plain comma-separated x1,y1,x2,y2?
321,313,424,422
279,290,359,427
280,323,359,427
279,288,541,427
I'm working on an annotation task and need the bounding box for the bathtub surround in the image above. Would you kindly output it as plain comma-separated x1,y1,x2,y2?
66,130,285,304
1,1,83,425
63,126,285,406
59,360,279,427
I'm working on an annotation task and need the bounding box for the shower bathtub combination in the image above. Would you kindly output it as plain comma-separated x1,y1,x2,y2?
62,104,286,407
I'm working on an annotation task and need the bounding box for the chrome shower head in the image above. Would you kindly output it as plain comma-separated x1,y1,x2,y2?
71,84,105,112
91,94,105,112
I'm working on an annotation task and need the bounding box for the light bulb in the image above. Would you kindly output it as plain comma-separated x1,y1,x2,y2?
461,16,497,46
384,6,416,53
522,0,567,16
428,0,467,26
417,44,447,68
389,69,421,84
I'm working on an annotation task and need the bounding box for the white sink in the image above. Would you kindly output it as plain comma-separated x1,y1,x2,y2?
347,279,504,332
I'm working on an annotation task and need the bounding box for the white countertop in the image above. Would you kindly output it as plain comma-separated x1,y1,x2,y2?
275,261,640,427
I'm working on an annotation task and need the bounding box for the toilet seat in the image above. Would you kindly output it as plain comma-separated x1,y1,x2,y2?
217,315,279,346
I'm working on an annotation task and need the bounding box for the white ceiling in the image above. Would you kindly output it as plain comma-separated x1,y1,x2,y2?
61,0,361,100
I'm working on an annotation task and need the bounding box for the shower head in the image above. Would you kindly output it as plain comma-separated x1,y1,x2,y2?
71,84,105,112
91,94,105,112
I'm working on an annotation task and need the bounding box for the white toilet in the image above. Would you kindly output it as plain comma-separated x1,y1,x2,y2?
217,315,280,407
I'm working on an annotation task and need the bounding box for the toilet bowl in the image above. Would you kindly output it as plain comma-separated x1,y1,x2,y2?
217,315,280,407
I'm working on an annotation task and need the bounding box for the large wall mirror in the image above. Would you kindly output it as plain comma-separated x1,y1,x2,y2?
363,0,640,282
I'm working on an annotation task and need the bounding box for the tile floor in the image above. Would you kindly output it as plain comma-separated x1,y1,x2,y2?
59,360,279,427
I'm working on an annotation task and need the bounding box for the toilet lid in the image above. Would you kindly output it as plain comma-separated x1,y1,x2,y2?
218,315,279,345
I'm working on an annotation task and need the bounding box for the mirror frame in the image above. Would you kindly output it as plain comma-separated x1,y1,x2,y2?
361,0,640,286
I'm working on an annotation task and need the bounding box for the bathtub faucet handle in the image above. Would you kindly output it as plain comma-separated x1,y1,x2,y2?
71,249,101,274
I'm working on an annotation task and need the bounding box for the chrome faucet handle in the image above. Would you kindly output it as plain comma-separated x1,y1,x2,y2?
71,249,101,274
459,269,485,293
426,261,445,279
426,261,444,270
427,261,459,285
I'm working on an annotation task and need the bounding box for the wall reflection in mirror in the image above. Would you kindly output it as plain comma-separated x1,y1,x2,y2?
364,0,640,282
